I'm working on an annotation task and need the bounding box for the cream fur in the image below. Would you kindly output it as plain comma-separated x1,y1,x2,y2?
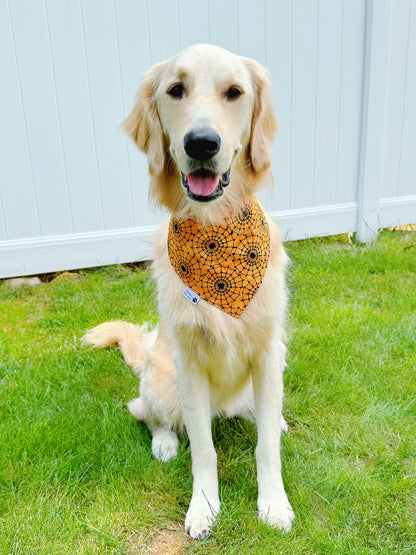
83,44,294,539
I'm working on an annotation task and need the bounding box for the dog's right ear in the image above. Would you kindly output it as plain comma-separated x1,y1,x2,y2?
123,63,166,175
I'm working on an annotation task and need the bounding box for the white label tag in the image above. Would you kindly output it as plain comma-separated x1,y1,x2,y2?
182,287,200,306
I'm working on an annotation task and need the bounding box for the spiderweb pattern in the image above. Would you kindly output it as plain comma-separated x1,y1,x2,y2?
168,199,270,318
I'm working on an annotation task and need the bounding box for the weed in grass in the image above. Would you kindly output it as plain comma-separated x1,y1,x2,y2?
0,231,415,553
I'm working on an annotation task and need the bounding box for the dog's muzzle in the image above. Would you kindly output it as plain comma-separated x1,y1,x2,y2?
181,127,230,202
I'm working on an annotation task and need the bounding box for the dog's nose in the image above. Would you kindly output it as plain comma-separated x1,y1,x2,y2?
183,128,221,161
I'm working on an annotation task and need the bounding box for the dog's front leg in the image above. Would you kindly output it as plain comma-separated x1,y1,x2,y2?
252,334,294,532
176,355,220,539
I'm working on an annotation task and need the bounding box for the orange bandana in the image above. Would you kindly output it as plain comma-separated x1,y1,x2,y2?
168,199,270,318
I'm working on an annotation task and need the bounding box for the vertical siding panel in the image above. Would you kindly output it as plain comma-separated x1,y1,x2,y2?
237,0,266,63
397,1,416,198
0,195,6,241
80,0,133,230
114,0,156,228
381,0,411,200
146,0,180,63
7,0,72,237
290,0,318,209
78,0,105,230
0,0,40,239
336,0,366,205
45,0,104,233
43,0,74,233
266,0,292,212
178,0,210,49
208,0,238,52
112,0,135,226
313,0,343,207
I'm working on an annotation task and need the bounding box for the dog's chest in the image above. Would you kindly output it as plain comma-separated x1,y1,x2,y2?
167,199,270,318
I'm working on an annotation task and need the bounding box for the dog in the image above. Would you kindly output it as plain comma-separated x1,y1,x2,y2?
83,44,294,539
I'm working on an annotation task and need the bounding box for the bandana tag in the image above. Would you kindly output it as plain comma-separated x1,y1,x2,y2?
182,287,200,306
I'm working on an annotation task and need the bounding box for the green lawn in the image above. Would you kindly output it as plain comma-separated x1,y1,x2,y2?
1,230,415,554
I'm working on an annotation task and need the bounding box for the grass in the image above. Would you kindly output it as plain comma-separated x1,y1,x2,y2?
1,229,415,554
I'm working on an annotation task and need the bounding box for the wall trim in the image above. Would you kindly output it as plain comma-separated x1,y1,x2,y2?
379,196,416,228
0,203,359,278
3,198,415,278
271,202,358,241
0,225,159,278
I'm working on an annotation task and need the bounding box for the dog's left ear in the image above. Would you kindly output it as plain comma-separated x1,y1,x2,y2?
243,58,278,174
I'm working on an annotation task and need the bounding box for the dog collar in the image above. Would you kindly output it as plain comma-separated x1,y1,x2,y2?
167,199,270,318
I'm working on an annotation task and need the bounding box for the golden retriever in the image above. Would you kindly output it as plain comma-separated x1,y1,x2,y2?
83,44,294,539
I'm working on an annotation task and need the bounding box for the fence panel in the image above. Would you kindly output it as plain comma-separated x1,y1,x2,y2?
0,0,415,278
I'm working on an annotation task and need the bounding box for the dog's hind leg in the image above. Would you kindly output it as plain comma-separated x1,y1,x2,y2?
151,428,179,462
127,397,179,462
127,397,148,420
85,322,181,462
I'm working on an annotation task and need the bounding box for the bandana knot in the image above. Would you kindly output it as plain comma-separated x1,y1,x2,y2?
167,199,270,318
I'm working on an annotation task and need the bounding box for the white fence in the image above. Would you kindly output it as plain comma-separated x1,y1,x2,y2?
1,0,415,278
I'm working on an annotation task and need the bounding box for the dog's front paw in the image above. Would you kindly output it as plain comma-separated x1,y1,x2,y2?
185,495,220,540
258,496,295,532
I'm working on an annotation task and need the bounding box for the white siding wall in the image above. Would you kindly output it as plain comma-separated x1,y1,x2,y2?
0,0,415,278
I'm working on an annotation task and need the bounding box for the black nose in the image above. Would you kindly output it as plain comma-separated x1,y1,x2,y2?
184,128,221,161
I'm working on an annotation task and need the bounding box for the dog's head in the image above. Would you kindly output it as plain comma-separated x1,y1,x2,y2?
124,44,277,220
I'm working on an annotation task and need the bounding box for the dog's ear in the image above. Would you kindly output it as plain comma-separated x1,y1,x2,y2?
123,63,166,175
243,58,277,174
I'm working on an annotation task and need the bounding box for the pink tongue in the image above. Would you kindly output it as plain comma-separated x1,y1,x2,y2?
187,174,220,196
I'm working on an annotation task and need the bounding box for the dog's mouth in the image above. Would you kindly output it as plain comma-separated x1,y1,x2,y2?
181,169,231,203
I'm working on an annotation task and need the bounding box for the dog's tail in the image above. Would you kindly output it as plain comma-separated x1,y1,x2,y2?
82,321,157,374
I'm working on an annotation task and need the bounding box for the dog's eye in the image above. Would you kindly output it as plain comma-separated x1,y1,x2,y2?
226,86,243,100
167,83,184,99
